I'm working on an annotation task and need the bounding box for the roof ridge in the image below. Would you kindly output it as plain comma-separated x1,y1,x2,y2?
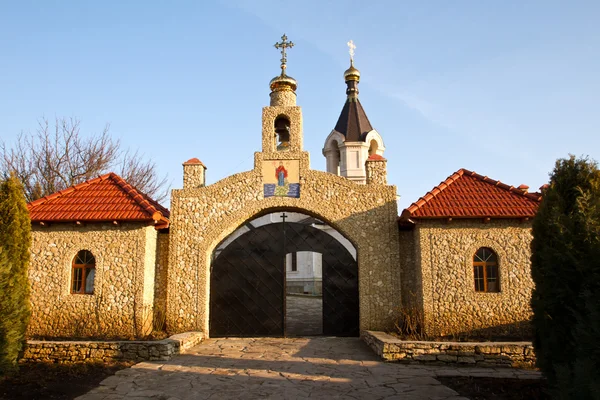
462,169,542,201
351,101,362,139
107,173,164,220
356,98,374,139
405,169,465,215
140,192,170,217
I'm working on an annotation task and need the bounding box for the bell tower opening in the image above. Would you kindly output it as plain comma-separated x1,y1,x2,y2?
275,116,291,151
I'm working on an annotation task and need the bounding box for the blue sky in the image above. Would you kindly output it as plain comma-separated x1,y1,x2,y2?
1,1,598,209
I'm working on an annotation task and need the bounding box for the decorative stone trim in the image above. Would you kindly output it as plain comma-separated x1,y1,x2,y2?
361,331,535,368
21,332,203,363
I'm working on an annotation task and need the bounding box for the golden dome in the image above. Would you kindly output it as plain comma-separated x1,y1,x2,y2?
269,73,298,92
344,61,360,82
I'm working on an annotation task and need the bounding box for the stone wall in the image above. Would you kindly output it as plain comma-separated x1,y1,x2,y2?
183,162,206,189
413,219,534,336
28,223,159,338
398,228,422,311
153,232,169,329
362,331,535,368
22,332,203,363
168,149,401,335
270,90,296,107
365,158,387,185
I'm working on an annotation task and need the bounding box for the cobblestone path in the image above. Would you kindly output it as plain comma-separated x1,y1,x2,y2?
77,337,540,399
286,295,322,336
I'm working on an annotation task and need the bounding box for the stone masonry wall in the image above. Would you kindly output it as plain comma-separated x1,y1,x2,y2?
168,149,401,335
270,90,296,107
415,220,534,336
28,223,158,339
153,232,169,329
365,159,387,185
183,164,206,189
398,229,422,311
22,332,203,363
141,227,157,334
362,331,535,368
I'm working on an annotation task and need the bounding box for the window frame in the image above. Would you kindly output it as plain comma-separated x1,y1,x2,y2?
71,250,96,295
291,252,297,272
473,247,499,293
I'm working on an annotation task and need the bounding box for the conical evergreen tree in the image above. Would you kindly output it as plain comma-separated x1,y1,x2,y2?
0,173,32,375
531,155,600,398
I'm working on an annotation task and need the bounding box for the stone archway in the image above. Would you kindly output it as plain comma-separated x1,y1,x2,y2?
167,156,401,336
209,210,359,337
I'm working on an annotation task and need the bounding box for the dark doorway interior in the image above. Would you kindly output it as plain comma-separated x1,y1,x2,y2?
210,212,358,337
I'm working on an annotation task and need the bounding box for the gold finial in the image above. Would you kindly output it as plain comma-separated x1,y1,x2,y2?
347,40,356,64
344,39,360,82
274,34,295,75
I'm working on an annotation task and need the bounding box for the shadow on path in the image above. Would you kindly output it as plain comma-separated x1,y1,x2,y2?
76,337,513,399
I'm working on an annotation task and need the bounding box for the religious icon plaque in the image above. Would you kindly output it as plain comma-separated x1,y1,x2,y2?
262,160,300,198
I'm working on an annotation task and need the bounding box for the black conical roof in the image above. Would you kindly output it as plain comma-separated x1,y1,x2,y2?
334,97,374,142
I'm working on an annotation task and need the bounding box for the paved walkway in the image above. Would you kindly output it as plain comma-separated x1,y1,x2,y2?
77,337,541,400
286,295,322,336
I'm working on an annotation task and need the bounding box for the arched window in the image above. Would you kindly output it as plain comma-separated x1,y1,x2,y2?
473,247,499,292
330,139,341,175
368,139,378,156
72,250,96,294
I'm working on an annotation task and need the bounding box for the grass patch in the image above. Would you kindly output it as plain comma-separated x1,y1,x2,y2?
0,360,133,400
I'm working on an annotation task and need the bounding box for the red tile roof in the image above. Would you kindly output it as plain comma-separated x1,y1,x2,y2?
28,173,169,228
183,158,206,167
367,154,386,161
400,169,541,220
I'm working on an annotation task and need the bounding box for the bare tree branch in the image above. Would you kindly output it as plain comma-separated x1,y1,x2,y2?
0,117,169,203
118,149,170,202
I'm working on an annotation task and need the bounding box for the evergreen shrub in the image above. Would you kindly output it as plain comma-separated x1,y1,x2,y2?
0,173,32,375
531,155,600,398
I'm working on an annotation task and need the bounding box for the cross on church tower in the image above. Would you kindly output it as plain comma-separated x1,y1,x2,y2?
274,34,294,75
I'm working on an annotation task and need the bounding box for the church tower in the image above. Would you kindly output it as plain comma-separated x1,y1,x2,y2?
323,41,385,184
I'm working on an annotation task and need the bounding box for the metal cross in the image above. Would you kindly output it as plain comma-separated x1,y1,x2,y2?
280,212,288,223
347,40,356,63
274,34,294,74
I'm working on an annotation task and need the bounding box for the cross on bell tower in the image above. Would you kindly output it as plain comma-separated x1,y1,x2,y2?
274,34,295,76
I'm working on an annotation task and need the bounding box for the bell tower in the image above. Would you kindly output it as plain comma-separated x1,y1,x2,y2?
323,40,385,184
262,34,304,154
